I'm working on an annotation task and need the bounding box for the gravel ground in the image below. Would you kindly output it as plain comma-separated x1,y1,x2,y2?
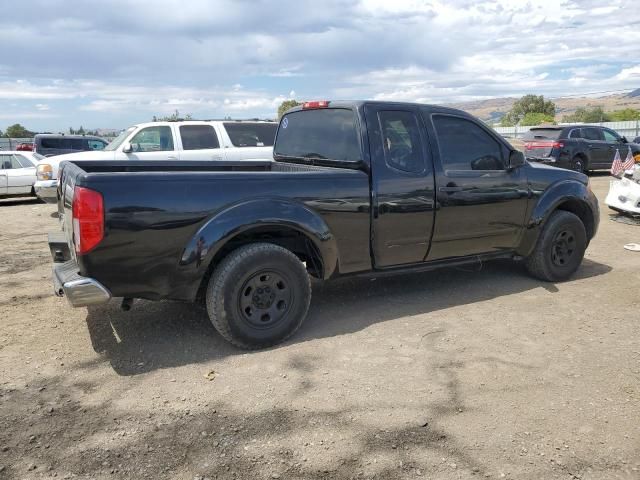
0,174,639,480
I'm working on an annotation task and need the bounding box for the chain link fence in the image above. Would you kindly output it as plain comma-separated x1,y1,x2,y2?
0,138,33,150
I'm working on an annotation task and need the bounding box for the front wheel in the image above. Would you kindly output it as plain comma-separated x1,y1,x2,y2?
525,211,587,282
206,243,311,349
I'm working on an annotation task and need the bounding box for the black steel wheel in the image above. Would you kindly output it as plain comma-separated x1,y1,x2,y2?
525,210,587,282
206,243,311,349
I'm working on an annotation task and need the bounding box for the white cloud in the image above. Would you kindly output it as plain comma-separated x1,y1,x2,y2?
0,0,639,130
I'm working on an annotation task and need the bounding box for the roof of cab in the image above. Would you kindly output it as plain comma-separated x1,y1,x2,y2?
283,100,474,118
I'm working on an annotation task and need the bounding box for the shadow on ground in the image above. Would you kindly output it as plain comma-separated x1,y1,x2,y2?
0,196,42,207
82,258,611,376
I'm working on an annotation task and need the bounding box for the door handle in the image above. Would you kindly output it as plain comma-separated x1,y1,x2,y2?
439,186,464,193
167,155,178,160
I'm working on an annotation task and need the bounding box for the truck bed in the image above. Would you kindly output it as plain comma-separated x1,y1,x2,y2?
57,159,372,302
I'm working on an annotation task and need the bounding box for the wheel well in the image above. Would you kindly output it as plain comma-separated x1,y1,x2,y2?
556,199,594,239
196,227,324,302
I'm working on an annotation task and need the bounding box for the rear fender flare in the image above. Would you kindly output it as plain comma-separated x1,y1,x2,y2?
179,198,338,279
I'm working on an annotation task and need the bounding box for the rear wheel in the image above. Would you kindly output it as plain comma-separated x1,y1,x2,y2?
569,155,586,174
206,243,311,349
525,211,587,282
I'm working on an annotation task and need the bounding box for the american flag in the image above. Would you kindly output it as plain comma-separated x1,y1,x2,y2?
621,147,635,172
610,149,624,176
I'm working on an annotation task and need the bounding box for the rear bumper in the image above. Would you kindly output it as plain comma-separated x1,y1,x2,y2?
53,260,111,307
34,180,57,203
49,232,111,307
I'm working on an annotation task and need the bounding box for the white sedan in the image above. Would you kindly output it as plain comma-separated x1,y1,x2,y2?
0,151,44,199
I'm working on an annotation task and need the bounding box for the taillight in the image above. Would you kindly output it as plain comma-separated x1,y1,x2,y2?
302,100,330,109
72,186,104,255
525,141,564,150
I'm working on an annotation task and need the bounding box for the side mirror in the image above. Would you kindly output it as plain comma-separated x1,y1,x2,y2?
509,150,526,169
122,142,133,153
621,136,628,143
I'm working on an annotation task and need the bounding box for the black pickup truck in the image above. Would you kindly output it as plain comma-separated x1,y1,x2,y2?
50,101,599,349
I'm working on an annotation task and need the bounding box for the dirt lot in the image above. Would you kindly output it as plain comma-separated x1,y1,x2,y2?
1,175,639,480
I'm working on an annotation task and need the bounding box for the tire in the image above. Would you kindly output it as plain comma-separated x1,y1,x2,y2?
525,211,587,282
206,243,311,349
569,155,586,174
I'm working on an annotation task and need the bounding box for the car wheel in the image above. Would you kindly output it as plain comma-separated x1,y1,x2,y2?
206,242,311,349
569,156,585,173
525,211,587,282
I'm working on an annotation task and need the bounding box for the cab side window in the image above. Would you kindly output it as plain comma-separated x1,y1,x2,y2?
180,125,220,150
602,129,620,142
582,128,603,141
88,140,107,150
378,111,424,174
130,126,174,152
432,115,504,171
569,129,582,139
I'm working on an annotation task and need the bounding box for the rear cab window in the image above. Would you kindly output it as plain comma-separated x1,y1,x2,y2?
223,123,277,147
275,108,361,162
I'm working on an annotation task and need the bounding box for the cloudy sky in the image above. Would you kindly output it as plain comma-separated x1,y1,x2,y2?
1,0,639,132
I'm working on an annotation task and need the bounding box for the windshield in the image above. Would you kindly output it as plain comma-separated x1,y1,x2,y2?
523,129,562,140
104,127,136,151
274,108,360,162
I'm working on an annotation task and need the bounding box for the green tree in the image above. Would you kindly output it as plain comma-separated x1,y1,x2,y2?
5,123,32,138
277,100,301,119
561,106,610,123
500,94,556,127
152,110,192,122
607,108,640,121
520,112,555,126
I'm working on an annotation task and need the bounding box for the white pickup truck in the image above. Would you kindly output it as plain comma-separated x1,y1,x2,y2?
34,120,277,203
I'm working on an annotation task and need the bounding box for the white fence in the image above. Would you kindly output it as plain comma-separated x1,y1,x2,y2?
0,138,33,150
494,121,640,140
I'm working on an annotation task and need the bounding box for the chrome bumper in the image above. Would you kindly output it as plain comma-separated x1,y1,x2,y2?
34,180,57,203
53,260,111,307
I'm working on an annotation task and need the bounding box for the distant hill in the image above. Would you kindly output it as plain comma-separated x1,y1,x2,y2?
448,89,640,123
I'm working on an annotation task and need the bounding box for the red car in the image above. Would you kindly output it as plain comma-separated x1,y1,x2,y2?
16,143,34,151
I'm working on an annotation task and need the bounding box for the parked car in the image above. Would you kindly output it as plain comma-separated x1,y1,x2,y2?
49,100,599,349
34,121,278,203
0,151,45,198
34,134,108,157
523,125,640,173
16,142,34,151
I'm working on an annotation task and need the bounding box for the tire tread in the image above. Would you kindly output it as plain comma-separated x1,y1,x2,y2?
206,243,311,349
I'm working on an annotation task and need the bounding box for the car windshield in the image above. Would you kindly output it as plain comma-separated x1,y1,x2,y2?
523,129,562,140
104,127,136,151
